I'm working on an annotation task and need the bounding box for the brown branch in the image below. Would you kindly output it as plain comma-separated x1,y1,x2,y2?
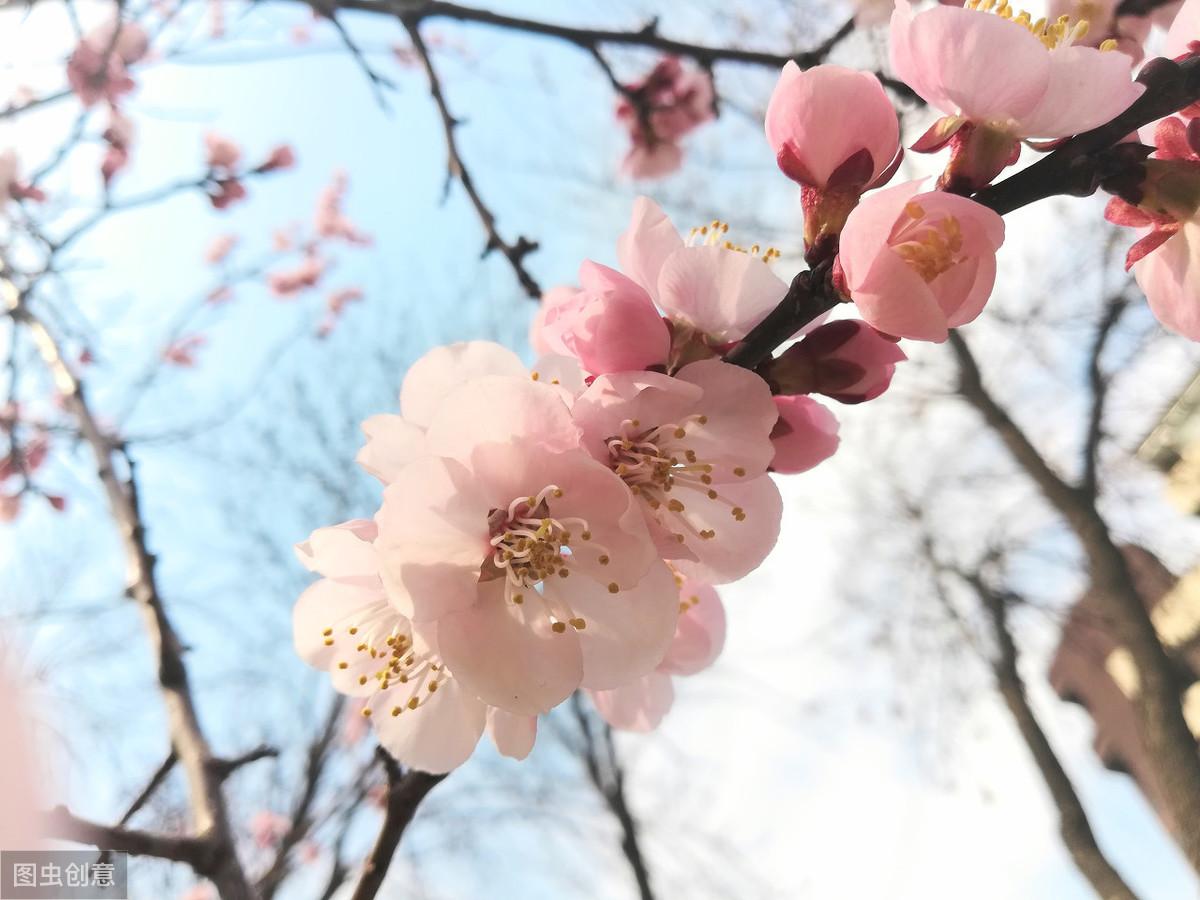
3,282,256,900
334,1,909,96
258,698,345,900
948,328,1200,872
965,574,1139,900
400,15,542,299
348,754,445,900
570,694,656,900
44,807,209,867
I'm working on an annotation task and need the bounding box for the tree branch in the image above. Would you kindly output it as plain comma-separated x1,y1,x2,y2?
972,56,1200,215
400,15,542,299
258,699,344,900
1081,295,1130,499
965,574,1138,900
947,328,1200,872
348,754,445,900
44,807,209,867
570,694,656,900
3,281,256,900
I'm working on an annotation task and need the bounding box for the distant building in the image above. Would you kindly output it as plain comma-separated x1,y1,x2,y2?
1138,371,1200,515
1049,546,1200,841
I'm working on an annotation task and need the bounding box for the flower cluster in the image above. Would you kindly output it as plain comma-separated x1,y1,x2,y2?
615,57,715,179
295,0,1200,774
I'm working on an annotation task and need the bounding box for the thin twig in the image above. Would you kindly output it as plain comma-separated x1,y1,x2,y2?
400,15,542,299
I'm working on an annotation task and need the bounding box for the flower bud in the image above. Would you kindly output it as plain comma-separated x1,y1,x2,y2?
837,180,1004,342
538,261,670,375
769,395,840,474
761,319,906,403
765,64,901,259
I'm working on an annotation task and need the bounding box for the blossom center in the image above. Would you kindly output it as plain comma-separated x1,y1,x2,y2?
687,219,781,263
482,484,599,630
892,202,965,283
321,610,449,718
965,0,1114,51
606,415,748,547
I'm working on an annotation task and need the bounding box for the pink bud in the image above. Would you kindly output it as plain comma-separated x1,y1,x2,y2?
763,319,907,403
837,180,1004,342
260,144,296,173
766,64,900,192
538,261,670,375
769,395,840,474
204,132,242,170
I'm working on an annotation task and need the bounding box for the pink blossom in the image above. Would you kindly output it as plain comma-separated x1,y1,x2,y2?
1131,220,1200,338
891,0,1142,188
84,20,150,65
375,375,677,714
530,286,581,355
0,150,45,207
837,180,1005,342
101,109,135,185
315,171,372,245
766,64,900,192
766,64,901,257
267,253,326,297
357,341,526,484
163,334,207,367
616,57,714,180
249,811,290,849
591,575,726,732
769,395,840,473
209,0,225,37
0,656,43,849
179,886,216,900
617,197,788,345
208,179,247,210
622,141,685,180
66,42,134,107
1105,117,1200,338
572,359,783,583
1047,0,1151,61
1166,0,1200,57
259,145,296,173
204,132,242,171
204,234,239,265
761,319,907,404
295,519,533,770
536,262,670,375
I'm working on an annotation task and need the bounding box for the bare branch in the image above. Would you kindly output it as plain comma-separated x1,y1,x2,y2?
400,15,542,299
3,281,256,899
44,807,209,867
570,695,656,900
258,699,345,900
1082,294,1130,498
947,327,1200,872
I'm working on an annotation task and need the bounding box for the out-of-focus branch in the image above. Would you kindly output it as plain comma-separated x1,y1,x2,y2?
964,573,1138,900
907,504,1136,898
400,15,542,299
348,753,445,900
948,328,1200,873
258,698,345,900
570,694,656,900
335,1,914,98
3,281,256,900
1081,295,1129,498
44,807,209,866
